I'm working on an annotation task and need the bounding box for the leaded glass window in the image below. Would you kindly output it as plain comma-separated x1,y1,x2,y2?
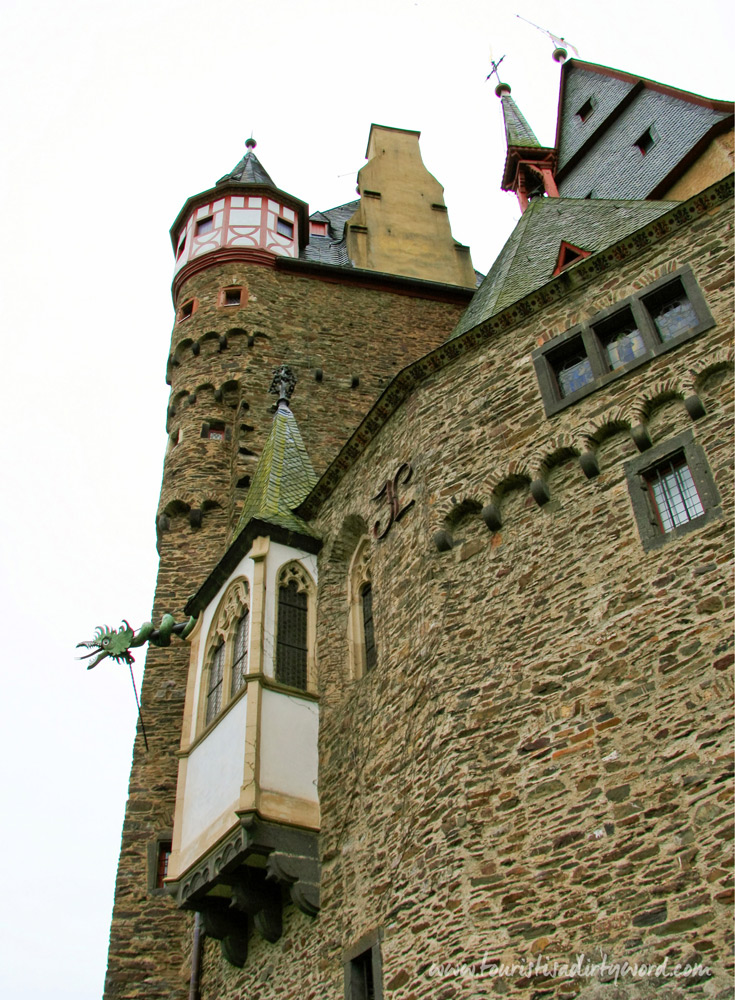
276,579,307,690
647,281,699,342
549,336,594,398
231,611,249,696
206,641,225,724
361,583,376,673
646,456,705,533
595,308,646,370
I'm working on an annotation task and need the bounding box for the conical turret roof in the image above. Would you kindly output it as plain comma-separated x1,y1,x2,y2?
217,147,276,187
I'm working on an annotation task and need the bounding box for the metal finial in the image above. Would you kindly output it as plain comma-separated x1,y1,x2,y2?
245,136,257,150
269,365,297,405
514,14,579,62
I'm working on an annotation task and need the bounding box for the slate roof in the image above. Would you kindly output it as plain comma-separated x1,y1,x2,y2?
451,196,674,338
234,401,318,539
555,61,733,200
300,199,360,268
216,149,276,187
501,92,541,148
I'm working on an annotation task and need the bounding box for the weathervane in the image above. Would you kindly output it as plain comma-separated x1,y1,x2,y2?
515,14,579,62
486,53,506,84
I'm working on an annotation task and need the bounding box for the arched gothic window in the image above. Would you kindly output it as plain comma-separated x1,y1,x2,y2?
206,641,225,725
275,562,315,692
348,539,377,679
199,578,250,731
231,611,249,696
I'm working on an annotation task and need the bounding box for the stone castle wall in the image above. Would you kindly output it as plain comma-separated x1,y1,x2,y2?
103,262,469,999
298,193,731,999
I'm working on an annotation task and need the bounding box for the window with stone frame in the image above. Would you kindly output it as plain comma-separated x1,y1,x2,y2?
275,562,315,692
348,538,377,679
533,266,715,416
344,930,383,1000
624,430,721,551
199,578,250,731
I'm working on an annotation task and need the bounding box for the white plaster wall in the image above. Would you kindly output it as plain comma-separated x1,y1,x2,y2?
179,693,248,850
262,542,318,678
260,688,319,802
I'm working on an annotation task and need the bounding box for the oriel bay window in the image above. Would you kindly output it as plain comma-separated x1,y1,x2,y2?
534,267,715,415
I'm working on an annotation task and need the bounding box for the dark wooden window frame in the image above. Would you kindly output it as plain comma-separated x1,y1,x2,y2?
533,266,714,416
624,429,722,551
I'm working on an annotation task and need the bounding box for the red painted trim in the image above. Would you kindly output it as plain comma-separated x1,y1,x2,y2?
173,247,277,300
172,245,476,305
552,241,591,276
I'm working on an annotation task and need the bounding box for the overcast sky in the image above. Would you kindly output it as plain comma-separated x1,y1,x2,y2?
0,1,732,997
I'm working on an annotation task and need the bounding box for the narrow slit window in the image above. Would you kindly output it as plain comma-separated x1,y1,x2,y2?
231,612,249,696
276,579,307,690
156,840,172,889
176,235,186,259
361,583,376,673
206,641,225,724
349,949,376,1000
646,456,704,533
576,97,595,122
635,128,656,155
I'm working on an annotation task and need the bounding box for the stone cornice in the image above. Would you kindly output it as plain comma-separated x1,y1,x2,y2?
297,174,733,520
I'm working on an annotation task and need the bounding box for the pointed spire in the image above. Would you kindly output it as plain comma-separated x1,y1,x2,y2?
216,137,276,187
495,80,558,213
234,367,317,539
496,82,541,149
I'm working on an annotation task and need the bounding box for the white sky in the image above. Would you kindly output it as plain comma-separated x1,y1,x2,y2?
0,1,732,996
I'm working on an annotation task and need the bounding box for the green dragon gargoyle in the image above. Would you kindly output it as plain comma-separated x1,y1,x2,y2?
77,614,197,669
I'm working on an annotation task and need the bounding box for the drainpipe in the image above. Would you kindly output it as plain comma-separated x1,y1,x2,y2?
189,912,205,1000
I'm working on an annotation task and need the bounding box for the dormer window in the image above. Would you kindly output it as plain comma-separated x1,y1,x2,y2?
310,221,328,237
635,127,657,155
196,216,214,236
576,97,596,122
276,218,294,239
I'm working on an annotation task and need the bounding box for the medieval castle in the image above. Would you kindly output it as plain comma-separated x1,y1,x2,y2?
103,52,734,1000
